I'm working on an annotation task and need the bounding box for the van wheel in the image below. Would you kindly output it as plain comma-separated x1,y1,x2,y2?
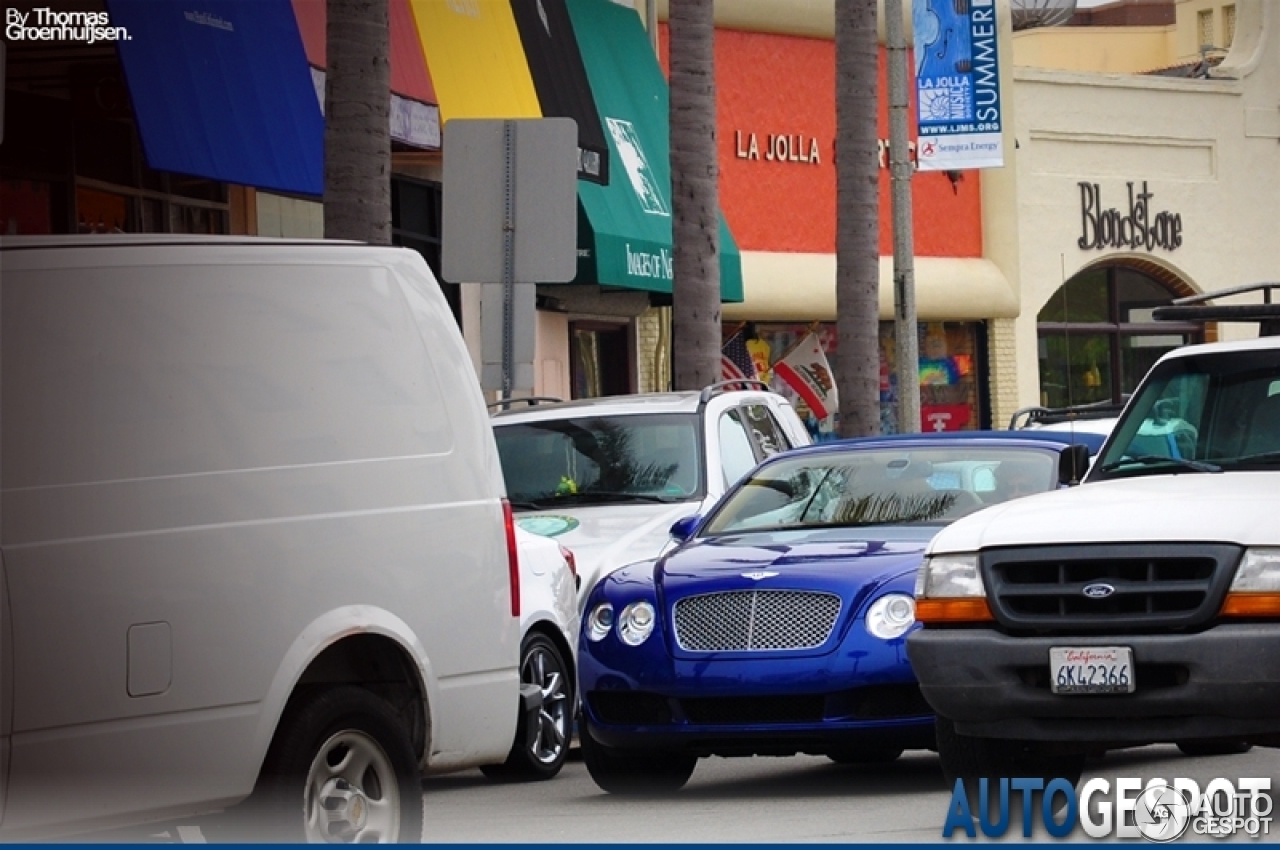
247,686,423,843
481,633,574,781
580,721,696,795
1177,740,1254,757
935,716,1083,814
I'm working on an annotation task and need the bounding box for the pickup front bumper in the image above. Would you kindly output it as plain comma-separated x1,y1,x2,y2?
906,624,1280,745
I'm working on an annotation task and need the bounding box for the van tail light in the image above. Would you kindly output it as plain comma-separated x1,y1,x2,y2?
559,543,580,591
503,499,520,618
558,544,577,577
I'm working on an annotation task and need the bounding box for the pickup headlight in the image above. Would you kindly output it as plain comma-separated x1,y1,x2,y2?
866,593,916,640
916,554,985,598
1230,548,1280,591
914,554,993,624
617,601,656,646
1223,548,1280,618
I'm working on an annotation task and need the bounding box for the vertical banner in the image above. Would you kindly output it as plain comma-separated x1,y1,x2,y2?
911,0,1003,171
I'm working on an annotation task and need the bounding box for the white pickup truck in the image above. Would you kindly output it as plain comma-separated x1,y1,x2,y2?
909,300,1280,788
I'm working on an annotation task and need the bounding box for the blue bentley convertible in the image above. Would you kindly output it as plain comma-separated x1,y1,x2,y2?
578,435,1090,794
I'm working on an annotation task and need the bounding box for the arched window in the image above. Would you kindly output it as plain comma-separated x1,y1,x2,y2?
1036,265,1203,409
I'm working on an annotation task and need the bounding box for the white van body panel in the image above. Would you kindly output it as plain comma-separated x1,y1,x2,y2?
0,238,518,834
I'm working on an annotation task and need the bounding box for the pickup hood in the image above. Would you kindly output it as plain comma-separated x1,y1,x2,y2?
929,472,1278,554
656,529,931,605
515,501,704,599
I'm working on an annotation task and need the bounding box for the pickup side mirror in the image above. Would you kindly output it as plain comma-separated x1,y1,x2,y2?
1058,444,1092,485
669,515,701,543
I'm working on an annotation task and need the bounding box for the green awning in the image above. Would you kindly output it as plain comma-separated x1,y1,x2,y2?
565,0,743,303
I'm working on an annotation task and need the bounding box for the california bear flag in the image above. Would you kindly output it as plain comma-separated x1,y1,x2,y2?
772,332,837,419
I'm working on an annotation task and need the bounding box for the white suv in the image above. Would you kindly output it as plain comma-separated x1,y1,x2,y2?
491,382,812,603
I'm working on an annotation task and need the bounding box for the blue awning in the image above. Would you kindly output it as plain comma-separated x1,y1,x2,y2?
107,0,324,195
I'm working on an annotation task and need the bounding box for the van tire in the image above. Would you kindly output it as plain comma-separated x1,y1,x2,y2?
580,722,696,795
481,633,574,782
243,686,423,843
935,716,1083,815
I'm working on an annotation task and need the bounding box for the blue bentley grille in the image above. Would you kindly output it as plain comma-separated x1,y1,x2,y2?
672,590,842,651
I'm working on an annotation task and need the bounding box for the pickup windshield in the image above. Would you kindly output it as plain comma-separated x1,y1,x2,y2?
495,413,704,505
1090,346,1280,480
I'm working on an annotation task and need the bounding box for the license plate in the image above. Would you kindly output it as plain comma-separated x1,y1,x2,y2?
1049,646,1135,694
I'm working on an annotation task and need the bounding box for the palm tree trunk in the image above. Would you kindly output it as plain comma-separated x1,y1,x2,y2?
669,0,720,391
834,0,881,436
324,0,391,245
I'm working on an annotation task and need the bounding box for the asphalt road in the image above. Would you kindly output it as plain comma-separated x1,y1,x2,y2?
72,743,1279,843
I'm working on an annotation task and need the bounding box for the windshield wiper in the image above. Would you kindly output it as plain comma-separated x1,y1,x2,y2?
509,499,553,510
1099,454,1222,474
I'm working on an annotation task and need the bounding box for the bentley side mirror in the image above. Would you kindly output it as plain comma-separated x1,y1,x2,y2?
669,515,701,542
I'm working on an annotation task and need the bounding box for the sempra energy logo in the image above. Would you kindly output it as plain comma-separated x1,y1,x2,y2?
5,7,131,43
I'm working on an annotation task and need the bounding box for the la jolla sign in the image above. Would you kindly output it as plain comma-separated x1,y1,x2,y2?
735,130,822,164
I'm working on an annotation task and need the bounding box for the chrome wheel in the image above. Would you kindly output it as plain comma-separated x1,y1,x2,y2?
523,640,571,765
303,729,402,843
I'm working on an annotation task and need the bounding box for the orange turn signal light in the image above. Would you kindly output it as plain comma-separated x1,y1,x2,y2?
1221,592,1280,617
915,597,994,624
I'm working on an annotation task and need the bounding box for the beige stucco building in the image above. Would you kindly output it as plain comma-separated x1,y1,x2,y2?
651,0,1280,428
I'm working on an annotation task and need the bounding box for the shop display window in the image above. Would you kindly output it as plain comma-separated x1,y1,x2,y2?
732,320,983,438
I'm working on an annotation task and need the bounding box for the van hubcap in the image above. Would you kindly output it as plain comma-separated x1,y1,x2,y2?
304,731,400,842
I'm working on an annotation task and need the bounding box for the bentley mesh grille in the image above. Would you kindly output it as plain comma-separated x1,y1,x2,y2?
672,590,842,651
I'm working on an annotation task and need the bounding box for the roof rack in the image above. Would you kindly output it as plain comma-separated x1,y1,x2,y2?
1008,396,1129,430
1151,282,1280,337
487,396,564,412
697,379,772,405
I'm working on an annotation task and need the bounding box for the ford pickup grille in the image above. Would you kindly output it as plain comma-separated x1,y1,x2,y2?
673,590,842,651
983,543,1241,633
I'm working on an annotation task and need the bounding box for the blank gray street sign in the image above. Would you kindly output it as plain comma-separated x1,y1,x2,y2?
441,117,578,284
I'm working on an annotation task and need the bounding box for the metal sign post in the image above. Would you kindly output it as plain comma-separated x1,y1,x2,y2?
888,0,920,432
442,117,578,397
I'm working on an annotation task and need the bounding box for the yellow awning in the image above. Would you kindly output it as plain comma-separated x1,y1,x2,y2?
721,252,1019,322
408,0,541,122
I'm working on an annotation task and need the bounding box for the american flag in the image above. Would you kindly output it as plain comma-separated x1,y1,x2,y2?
721,329,758,388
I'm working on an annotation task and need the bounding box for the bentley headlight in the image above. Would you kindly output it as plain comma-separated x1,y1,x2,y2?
916,554,985,598
617,601,656,646
586,603,614,642
866,593,916,640
1230,548,1280,591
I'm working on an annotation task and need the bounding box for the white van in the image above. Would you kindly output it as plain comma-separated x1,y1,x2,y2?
0,236,519,841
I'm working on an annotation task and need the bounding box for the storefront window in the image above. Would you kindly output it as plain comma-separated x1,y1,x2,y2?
1036,265,1202,409
732,320,984,438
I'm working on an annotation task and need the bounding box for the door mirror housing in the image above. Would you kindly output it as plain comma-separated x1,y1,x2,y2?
1058,444,1092,485
669,515,701,543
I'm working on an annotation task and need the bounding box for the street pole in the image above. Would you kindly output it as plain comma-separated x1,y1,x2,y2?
886,0,920,433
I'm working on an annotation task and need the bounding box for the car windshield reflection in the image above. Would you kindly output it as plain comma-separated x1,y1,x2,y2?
701,446,1057,535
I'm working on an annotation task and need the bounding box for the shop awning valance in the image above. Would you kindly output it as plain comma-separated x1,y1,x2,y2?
721,252,1019,322
108,0,324,196
566,0,743,303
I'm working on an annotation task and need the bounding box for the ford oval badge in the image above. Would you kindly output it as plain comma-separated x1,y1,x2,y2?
1082,583,1116,599
741,571,779,581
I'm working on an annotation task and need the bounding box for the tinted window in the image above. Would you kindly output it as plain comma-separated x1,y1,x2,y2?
495,413,702,504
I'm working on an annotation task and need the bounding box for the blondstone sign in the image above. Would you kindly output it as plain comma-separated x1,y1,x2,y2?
442,117,578,395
